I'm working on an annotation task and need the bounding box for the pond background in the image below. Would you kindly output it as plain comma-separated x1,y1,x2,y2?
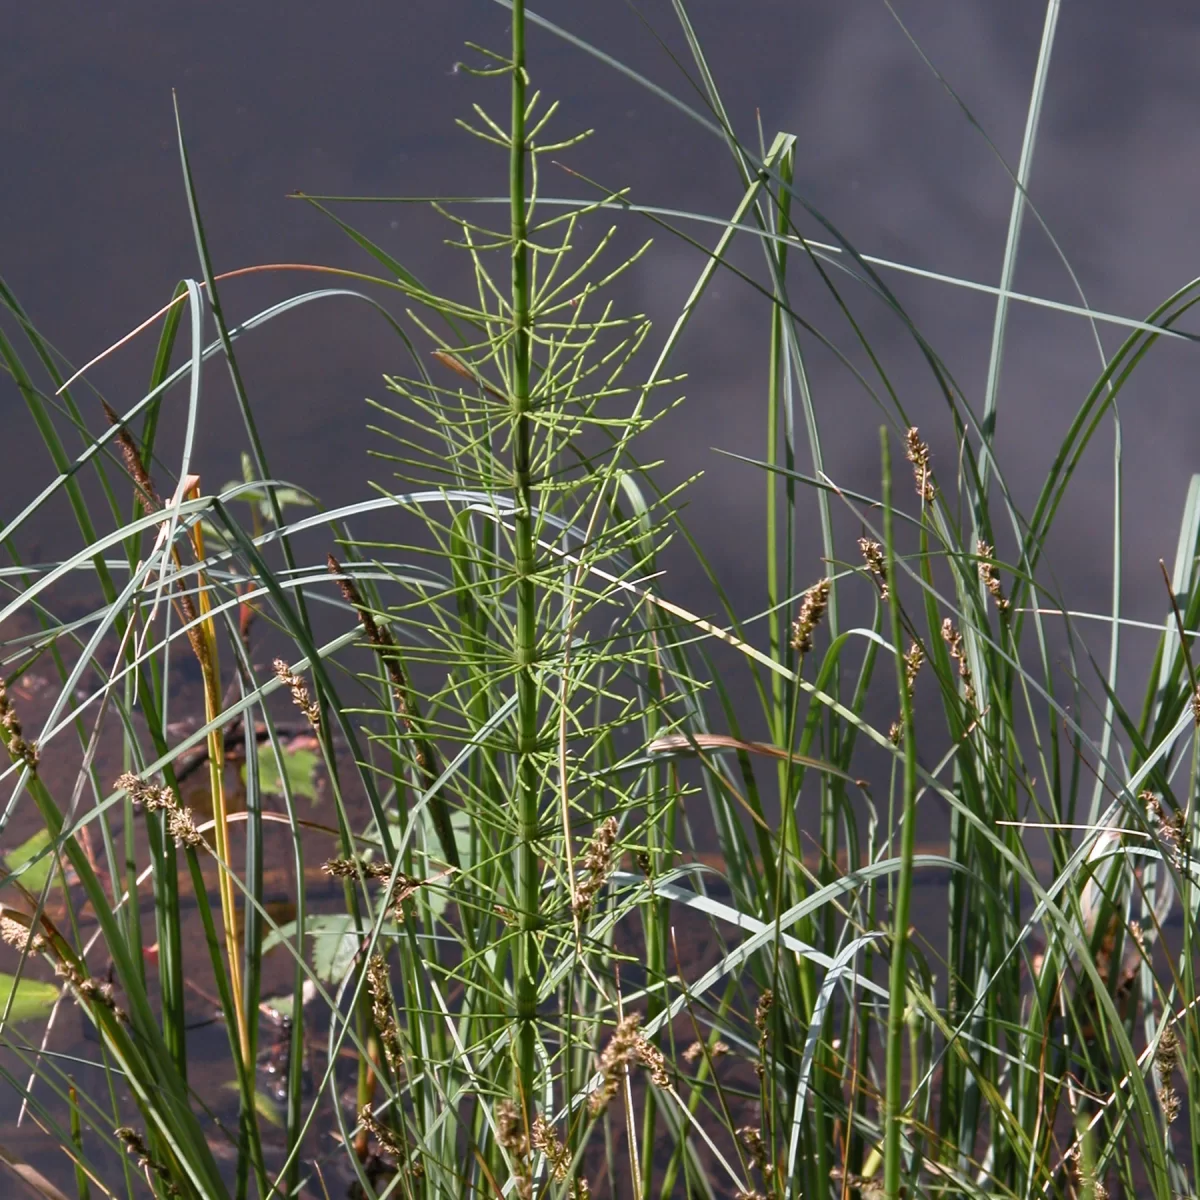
6,2,1200,627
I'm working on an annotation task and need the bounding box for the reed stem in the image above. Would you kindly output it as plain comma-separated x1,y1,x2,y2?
509,0,540,1122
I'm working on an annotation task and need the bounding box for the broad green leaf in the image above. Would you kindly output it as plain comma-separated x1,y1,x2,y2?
0,973,59,1024
265,916,400,961
309,915,359,985
3,830,56,894
252,743,321,804
222,1083,284,1128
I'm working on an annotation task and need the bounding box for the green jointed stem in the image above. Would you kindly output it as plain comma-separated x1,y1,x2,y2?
509,0,540,1119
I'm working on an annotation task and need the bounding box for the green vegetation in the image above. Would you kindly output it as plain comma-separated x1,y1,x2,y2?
2,3,1198,1198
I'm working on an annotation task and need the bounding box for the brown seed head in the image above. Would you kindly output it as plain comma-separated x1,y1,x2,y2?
322,856,391,882
683,1038,729,1064
115,1124,178,1194
573,816,619,918
165,807,204,851
636,1035,669,1089
1159,1083,1181,1125
387,871,429,918
589,1013,645,1115
1128,919,1146,956
754,989,774,1078
977,541,1010,613
530,1116,570,1181
117,774,202,850
1144,795,1187,868
905,427,936,502
790,578,831,655
115,1126,151,1168
366,955,403,1076
0,678,39,770
359,1103,403,1158
1142,790,1163,825
941,618,976,706
0,916,45,953
903,641,923,693
737,1126,768,1170
102,401,161,513
117,772,175,812
858,538,889,599
273,658,321,730
494,1098,529,1159
755,990,774,1032
60,964,128,1024
1156,1024,1180,1081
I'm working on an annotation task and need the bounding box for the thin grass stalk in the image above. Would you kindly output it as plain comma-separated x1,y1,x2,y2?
264,721,309,1200
882,428,918,1200
173,112,350,1180
1183,737,1200,1187
68,1079,89,1200
133,312,191,1079
766,146,795,754
234,644,264,1200
978,0,1060,497
637,607,678,1197
174,520,268,1194
188,512,249,1069
762,155,830,1187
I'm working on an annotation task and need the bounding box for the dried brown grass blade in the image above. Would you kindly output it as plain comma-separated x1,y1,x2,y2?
646,733,867,788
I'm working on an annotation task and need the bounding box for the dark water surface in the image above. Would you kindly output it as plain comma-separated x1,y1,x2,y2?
6,0,1200,847
4,1,1200,1192
6,3,1200,610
